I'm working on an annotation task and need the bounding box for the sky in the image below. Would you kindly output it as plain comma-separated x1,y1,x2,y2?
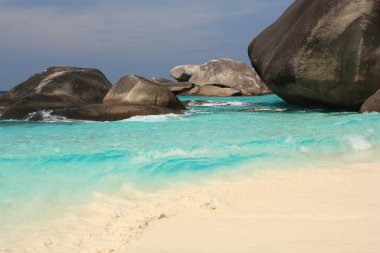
0,0,293,90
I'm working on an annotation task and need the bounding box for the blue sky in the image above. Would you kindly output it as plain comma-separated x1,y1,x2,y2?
0,0,293,90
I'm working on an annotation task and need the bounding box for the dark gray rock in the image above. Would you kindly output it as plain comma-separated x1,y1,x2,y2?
53,104,182,121
189,59,269,96
0,95,84,120
360,89,380,112
248,0,380,109
0,66,112,119
197,85,241,97
103,75,186,110
170,65,199,82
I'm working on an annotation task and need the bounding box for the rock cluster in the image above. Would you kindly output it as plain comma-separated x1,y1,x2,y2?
0,60,270,121
169,59,271,97
0,68,185,121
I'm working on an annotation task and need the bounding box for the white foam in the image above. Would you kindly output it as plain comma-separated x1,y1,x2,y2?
188,100,249,107
252,108,287,112
123,113,185,122
348,135,372,151
25,110,93,123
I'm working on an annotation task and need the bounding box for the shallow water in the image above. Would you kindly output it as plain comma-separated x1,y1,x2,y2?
0,94,379,244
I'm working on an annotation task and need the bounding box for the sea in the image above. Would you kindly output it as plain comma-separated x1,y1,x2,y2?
1,91,379,249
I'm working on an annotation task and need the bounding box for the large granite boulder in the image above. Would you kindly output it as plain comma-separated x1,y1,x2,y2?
0,66,112,119
189,59,270,96
360,89,380,112
248,0,380,109
53,104,182,122
170,65,199,82
103,75,186,110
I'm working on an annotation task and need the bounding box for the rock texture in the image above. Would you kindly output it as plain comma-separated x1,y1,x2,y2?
53,104,182,121
148,77,194,94
160,82,194,95
189,59,270,96
360,89,380,112
248,0,380,109
148,77,175,84
170,65,199,82
0,66,112,119
197,85,241,97
103,75,186,110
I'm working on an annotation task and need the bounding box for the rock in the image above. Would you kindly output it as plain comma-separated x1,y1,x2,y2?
248,0,380,109
1,95,84,120
160,82,194,95
148,78,194,94
189,59,269,96
103,75,186,110
179,86,200,95
197,85,241,97
170,65,199,82
148,77,176,84
360,89,380,112
0,66,112,119
53,104,182,121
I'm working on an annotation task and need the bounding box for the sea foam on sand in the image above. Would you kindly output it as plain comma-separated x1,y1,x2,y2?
1,163,380,253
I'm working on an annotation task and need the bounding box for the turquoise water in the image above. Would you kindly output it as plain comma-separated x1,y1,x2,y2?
1,94,380,234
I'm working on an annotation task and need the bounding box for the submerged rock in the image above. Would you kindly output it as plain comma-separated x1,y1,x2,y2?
170,65,199,82
360,89,380,113
189,59,270,96
0,66,112,119
248,0,380,109
103,75,186,110
53,104,182,122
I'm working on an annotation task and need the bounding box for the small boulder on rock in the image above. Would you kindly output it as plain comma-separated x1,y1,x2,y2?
170,65,199,82
103,75,186,110
189,59,270,96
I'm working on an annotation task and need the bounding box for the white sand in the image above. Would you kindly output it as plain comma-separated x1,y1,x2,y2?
128,164,380,253
1,163,380,253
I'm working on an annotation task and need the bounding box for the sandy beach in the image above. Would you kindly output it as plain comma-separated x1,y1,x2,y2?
1,163,380,253
128,163,380,253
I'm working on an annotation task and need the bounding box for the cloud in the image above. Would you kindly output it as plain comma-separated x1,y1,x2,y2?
0,1,267,55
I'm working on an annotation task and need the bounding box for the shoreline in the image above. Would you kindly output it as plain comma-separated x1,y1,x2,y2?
2,162,380,252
